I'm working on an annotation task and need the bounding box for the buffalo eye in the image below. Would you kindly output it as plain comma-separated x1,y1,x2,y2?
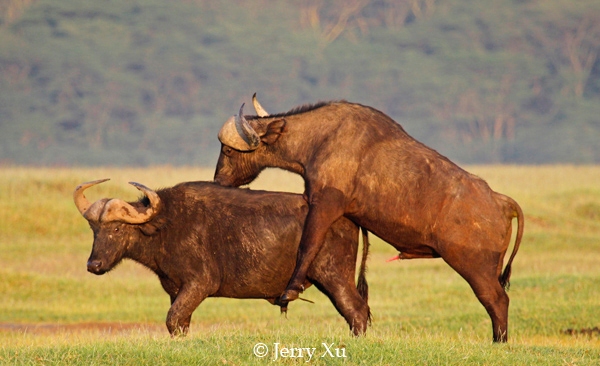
114,227,119,233
222,145,234,157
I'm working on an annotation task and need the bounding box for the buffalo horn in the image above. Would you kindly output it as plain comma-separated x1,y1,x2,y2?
236,103,260,149
73,178,110,217
217,103,261,151
73,180,161,224
100,182,161,224
252,93,269,117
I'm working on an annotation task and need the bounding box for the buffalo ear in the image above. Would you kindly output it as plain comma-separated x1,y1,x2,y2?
260,119,286,145
139,216,167,236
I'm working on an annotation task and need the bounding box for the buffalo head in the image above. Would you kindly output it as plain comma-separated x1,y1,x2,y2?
73,179,162,275
215,96,288,187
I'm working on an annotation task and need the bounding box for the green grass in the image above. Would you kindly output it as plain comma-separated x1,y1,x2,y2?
1,166,599,365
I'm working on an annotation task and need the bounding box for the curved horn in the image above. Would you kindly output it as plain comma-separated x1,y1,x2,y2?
217,103,261,151
236,103,260,149
101,182,161,224
73,178,110,216
129,181,161,214
252,92,269,117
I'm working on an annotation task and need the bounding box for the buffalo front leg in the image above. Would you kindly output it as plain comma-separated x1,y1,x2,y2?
281,188,345,303
159,276,180,305
166,284,208,337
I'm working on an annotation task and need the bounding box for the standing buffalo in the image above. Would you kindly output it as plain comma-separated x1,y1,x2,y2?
214,95,524,342
73,179,370,336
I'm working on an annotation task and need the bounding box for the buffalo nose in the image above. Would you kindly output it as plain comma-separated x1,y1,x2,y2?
87,260,103,274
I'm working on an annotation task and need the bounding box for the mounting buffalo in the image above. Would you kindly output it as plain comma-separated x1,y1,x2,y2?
73,179,370,336
214,95,524,342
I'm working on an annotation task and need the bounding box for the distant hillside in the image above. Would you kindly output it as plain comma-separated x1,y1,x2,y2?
1,0,599,165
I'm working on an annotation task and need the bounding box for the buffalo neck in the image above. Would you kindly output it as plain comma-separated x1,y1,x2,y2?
124,231,162,274
258,105,350,178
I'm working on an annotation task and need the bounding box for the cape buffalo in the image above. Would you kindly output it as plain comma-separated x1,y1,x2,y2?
214,95,524,342
73,179,370,336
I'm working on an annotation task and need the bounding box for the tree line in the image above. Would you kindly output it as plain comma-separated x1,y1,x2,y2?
0,0,598,166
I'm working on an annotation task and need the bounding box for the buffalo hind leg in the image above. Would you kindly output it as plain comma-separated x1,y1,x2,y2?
312,279,370,336
469,274,509,342
441,248,510,342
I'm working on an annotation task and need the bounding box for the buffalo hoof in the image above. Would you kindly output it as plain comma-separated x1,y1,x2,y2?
280,289,300,302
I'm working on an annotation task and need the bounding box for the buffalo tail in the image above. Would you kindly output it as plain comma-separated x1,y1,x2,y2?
498,196,524,290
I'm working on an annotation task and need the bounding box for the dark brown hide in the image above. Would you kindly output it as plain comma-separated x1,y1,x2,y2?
76,181,370,336
214,100,524,342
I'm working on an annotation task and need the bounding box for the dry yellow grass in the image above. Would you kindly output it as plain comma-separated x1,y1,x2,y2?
0,165,599,364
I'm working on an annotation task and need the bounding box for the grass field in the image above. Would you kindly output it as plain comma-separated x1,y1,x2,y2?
0,165,599,365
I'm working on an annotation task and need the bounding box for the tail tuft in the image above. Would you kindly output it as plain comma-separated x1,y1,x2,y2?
357,227,372,324
499,264,512,290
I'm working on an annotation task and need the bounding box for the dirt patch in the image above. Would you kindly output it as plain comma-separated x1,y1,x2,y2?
0,322,164,335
